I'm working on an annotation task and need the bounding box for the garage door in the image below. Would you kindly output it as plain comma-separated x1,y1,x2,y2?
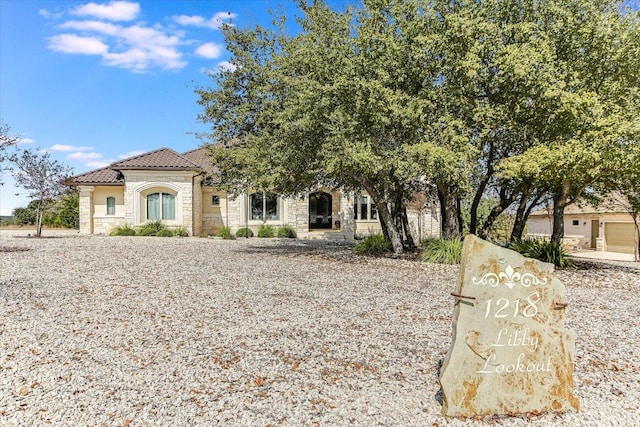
604,223,636,254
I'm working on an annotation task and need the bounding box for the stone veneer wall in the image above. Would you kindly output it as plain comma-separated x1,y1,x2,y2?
285,196,310,239
78,186,94,234
122,171,197,235
192,176,203,237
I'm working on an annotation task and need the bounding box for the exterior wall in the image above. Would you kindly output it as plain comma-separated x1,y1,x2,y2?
201,188,227,236
122,170,198,235
78,186,94,234
92,186,126,234
192,176,203,237
527,212,635,253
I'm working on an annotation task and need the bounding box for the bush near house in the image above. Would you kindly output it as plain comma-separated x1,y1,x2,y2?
109,224,136,236
277,225,297,238
509,238,575,268
236,227,254,238
173,226,189,237
216,226,233,239
353,233,393,255
136,221,166,236
156,229,174,237
420,238,463,265
257,224,276,238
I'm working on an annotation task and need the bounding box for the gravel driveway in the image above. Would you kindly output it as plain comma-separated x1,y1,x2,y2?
1,234,639,426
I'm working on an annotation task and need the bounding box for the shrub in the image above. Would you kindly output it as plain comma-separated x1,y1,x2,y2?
236,227,254,238
156,229,174,237
277,225,297,238
257,224,275,238
136,221,166,236
420,238,463,265
216,226,233,239
109,224,136,236
173,226,189,237
509,238,575,268
352,233,393,255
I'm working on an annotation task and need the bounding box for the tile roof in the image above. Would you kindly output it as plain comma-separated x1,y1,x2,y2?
110,147,201,170
68,146,225,186
182,147,220,183
69,166,124,185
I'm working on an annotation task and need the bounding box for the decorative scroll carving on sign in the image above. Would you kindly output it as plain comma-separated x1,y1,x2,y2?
472,264,548,289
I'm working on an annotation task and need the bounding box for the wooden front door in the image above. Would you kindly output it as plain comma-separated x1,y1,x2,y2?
309,192,332,229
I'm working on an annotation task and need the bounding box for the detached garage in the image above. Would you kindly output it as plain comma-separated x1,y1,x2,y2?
604,223,636,254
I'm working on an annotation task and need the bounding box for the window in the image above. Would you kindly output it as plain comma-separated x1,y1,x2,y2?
353,194,378,220
250,192,279,221
212,195,220,206
147,192,175,220
106,197,115,215
572,220,580,226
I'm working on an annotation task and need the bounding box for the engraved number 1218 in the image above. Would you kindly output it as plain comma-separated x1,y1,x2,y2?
483,292,540,318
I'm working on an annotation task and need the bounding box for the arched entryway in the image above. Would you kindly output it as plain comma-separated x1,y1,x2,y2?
309,192,333,229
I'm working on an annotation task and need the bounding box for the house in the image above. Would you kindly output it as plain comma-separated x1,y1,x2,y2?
70,147,440,240
526,194,638,255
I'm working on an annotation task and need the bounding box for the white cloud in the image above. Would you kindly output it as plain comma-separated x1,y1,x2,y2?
39,9,64,20
195,42,223,59
118,150,145,159
173,12,237,30
48,34,109,55
67,152,103,160
86,160,113,168
47,4,232,72
49,144,93,152
73,1,140,22
17,138,35,145
60,20,121,36
217,61,237,72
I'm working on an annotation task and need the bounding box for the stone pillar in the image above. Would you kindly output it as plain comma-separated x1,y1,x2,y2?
78,186,94,234
339,191,355,240
192,176,203,237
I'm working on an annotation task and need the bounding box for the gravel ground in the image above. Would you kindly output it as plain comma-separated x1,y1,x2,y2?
1,233,639,426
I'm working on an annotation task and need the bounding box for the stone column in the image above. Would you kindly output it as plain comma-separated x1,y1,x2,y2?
339,191,355,240
78,186,94,234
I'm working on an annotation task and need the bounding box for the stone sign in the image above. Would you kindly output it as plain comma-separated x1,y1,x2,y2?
439,235,579,417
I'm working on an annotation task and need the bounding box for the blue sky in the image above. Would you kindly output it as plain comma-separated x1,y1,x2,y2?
0,0,353,216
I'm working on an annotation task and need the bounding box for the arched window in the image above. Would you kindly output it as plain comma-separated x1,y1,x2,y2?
249,192,279,221
147,192,175,220
106,197,115,215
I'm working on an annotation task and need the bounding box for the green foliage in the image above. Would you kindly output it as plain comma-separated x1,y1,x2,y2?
235,227,254,238
173,226,189,237
277,225,297,238
420,238,463,265
216,226,233,239
52,192,79,228
352,233,393,255
12,205,36,225
136,221,166,236
156,229,174,237
509,238,576,268
257,224,275,238
109,224,136,236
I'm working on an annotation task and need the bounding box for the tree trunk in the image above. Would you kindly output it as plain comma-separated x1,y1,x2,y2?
377,201,404,254
361,182,404,254
35,205,44,237
438,184,461,239
551,190,568,244
400,205,416,249
510,195,529,242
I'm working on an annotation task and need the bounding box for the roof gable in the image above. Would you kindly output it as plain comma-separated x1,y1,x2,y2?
110,147,201,170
